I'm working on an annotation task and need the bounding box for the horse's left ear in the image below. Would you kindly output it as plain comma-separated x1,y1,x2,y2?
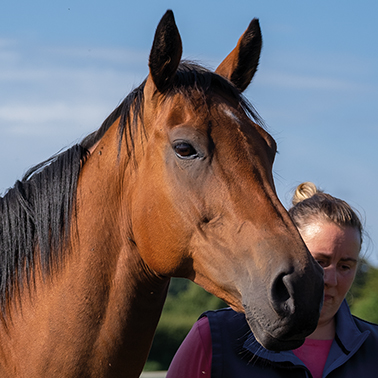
149,10,182,93
215,18,262,92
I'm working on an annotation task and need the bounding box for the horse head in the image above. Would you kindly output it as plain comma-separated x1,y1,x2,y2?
129,10,324,351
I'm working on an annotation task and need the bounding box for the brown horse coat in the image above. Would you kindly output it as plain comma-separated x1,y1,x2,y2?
0,10,323,377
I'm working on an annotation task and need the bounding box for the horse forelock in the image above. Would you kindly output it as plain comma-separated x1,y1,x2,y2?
168,61,264,128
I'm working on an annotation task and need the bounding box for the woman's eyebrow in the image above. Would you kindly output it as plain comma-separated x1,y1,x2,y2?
340,257,358,263
311,253,357,263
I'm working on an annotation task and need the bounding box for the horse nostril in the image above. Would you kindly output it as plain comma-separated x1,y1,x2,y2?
271,272,295,316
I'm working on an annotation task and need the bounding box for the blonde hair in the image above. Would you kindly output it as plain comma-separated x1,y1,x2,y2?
289,182,363,244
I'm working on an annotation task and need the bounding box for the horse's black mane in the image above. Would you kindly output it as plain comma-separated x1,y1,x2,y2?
0,61,262,314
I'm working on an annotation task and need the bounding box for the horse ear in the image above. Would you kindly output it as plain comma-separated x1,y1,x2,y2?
215,18,262,92
149,10,182,93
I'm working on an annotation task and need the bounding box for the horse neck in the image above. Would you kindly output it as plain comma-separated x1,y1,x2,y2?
69,120,171,375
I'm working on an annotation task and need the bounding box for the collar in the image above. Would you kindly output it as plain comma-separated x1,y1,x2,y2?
333,299,369,353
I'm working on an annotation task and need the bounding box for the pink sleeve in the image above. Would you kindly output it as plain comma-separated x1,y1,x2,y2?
166,316,212,378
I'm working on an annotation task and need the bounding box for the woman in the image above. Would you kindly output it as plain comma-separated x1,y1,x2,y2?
166,182,378,377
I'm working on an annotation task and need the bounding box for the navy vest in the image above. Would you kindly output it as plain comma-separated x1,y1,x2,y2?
203,302,378,377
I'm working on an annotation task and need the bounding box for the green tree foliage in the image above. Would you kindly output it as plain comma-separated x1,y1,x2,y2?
145,278,225,371
349,263,378,323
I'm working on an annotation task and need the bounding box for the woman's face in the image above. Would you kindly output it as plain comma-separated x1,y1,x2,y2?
300,221,361,328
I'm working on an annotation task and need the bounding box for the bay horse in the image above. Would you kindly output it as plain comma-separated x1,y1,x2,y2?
0,10,323,378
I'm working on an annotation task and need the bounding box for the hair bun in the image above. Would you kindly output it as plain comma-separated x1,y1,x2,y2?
292,182,322,206
289,182,363,244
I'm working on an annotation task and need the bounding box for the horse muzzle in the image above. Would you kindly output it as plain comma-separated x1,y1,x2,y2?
243,259,324,351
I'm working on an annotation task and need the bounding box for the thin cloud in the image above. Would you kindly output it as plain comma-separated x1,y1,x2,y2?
0,39,150,141
259,70,367,91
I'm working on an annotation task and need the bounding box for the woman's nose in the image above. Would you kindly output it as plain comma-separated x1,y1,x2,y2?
323,266,337,287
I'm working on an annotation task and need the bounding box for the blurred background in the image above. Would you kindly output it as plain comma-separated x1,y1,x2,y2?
1,0,377,372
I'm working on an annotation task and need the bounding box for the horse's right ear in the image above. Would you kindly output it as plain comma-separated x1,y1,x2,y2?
148,10,182,93
215,18,262,92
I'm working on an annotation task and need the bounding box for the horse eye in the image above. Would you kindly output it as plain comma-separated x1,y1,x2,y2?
174,142,198,159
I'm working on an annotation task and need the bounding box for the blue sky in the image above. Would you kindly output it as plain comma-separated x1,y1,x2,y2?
1,1,377,264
